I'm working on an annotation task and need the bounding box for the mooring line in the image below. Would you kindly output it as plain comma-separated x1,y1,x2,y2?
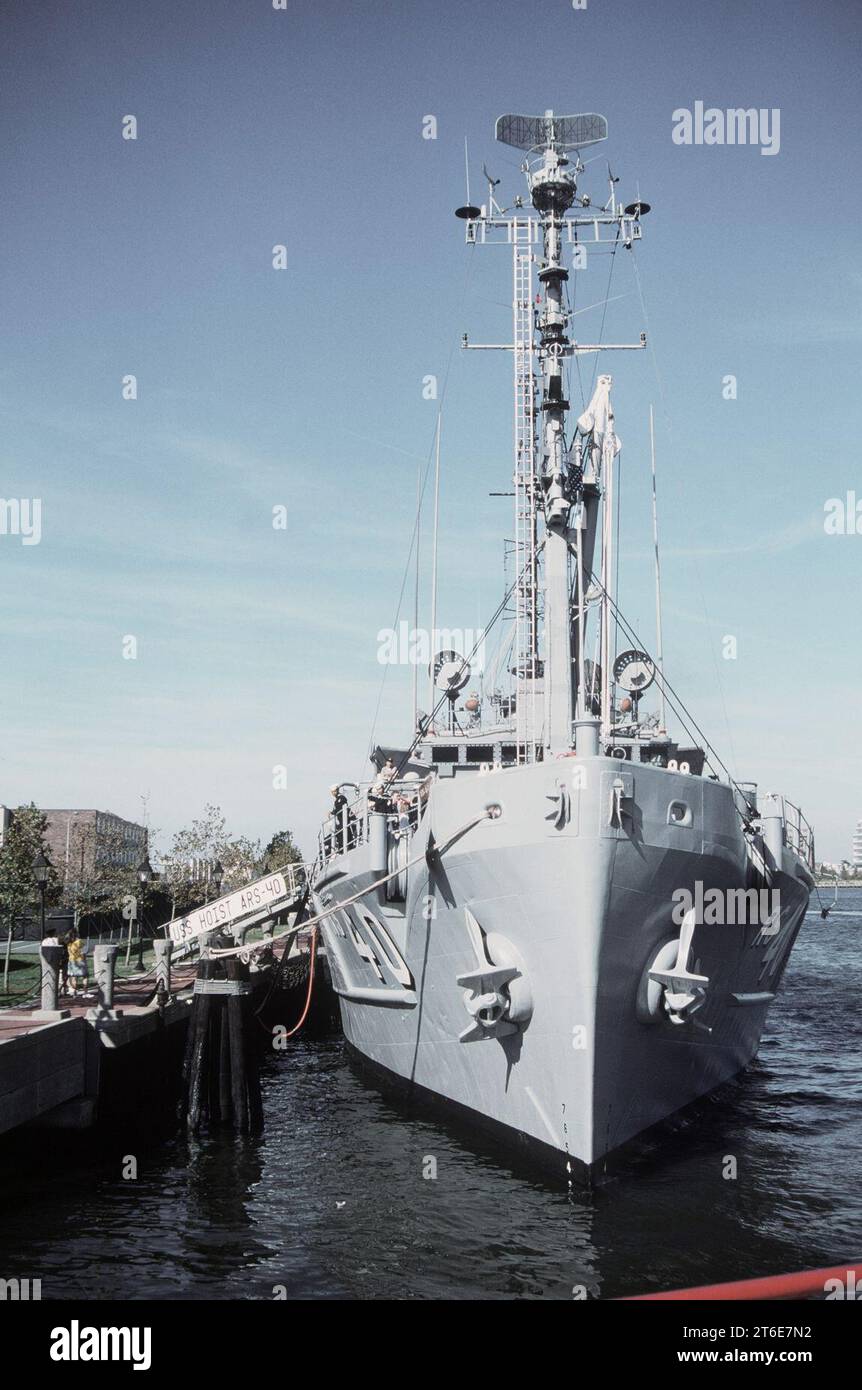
209,810,495,960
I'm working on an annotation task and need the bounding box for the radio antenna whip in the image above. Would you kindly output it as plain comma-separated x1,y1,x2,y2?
649,404,667,733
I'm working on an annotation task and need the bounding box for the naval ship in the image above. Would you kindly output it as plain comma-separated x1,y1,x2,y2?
310,111,815,1176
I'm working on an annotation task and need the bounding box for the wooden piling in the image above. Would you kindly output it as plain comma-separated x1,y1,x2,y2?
179,956,213,1132
218,994,233,1125
179,934,263,1136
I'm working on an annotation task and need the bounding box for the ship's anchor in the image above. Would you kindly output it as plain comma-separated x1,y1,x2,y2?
545,781,570,830
640,909,710,1028
456,908,532,1043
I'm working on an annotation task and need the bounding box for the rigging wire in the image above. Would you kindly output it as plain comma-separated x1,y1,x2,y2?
363,245,478,774
565,256,586,414
587,566,752,821
629,245,739,780
588,227,621,397
391,542,546,779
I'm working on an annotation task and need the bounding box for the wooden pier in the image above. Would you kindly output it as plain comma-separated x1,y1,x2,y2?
0,863,337,1140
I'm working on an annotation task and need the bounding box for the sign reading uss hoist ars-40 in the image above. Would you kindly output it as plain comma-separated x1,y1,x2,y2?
168,873,289,945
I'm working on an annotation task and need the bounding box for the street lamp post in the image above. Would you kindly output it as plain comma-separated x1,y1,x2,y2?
136,854,153,970
33,851,50,939
211,859,224,902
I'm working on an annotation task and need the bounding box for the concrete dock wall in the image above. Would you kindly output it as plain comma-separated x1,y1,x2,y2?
0,1018,88,1135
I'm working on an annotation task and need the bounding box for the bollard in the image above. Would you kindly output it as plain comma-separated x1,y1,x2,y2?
94,943,119,1008
86,943,123,1021
33,945,70,1020
153,938,172,1001
40,945,63,1011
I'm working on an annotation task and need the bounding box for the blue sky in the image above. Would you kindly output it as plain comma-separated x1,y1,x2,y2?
0,0,860,861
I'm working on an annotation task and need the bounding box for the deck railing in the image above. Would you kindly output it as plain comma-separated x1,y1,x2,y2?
782,798,816,870
315,780,426,875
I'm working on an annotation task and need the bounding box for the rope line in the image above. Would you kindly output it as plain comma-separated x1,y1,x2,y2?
252,884,311,1019
210,811,494,960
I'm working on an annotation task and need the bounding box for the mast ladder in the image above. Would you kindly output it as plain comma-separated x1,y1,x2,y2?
512,223,539,764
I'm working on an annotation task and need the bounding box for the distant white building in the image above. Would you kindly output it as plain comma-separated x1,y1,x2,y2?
854,819,862,868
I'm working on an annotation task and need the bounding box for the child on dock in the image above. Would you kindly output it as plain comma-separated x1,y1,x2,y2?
66,929,89,997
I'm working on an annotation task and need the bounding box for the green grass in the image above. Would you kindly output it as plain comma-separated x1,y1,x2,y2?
0,922,292,1008
0,943,159,1007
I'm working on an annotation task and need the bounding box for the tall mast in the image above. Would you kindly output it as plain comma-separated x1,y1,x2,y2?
529,118,578,755
512,224,538,762
458,110,648,758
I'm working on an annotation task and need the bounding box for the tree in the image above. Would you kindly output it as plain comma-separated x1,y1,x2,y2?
222,835,262,888
160,805,262,913
261,830,303,874
158,808,303,915
0,804,59,933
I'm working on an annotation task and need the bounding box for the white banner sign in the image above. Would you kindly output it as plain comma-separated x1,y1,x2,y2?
167,872,289,945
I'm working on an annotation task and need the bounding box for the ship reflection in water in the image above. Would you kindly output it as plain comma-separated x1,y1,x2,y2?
0,896,858,1301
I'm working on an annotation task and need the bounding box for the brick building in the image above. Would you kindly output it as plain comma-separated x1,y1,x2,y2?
42,809,147,888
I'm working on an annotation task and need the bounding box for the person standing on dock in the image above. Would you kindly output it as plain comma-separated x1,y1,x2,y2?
65,927,89,998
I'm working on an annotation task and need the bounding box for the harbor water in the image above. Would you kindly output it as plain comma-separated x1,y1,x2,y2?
0,890,859,1301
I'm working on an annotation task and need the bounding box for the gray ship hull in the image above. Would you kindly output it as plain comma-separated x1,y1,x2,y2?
313,757,811,1175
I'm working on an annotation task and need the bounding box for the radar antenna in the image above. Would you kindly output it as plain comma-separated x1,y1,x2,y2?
495,110,609,152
